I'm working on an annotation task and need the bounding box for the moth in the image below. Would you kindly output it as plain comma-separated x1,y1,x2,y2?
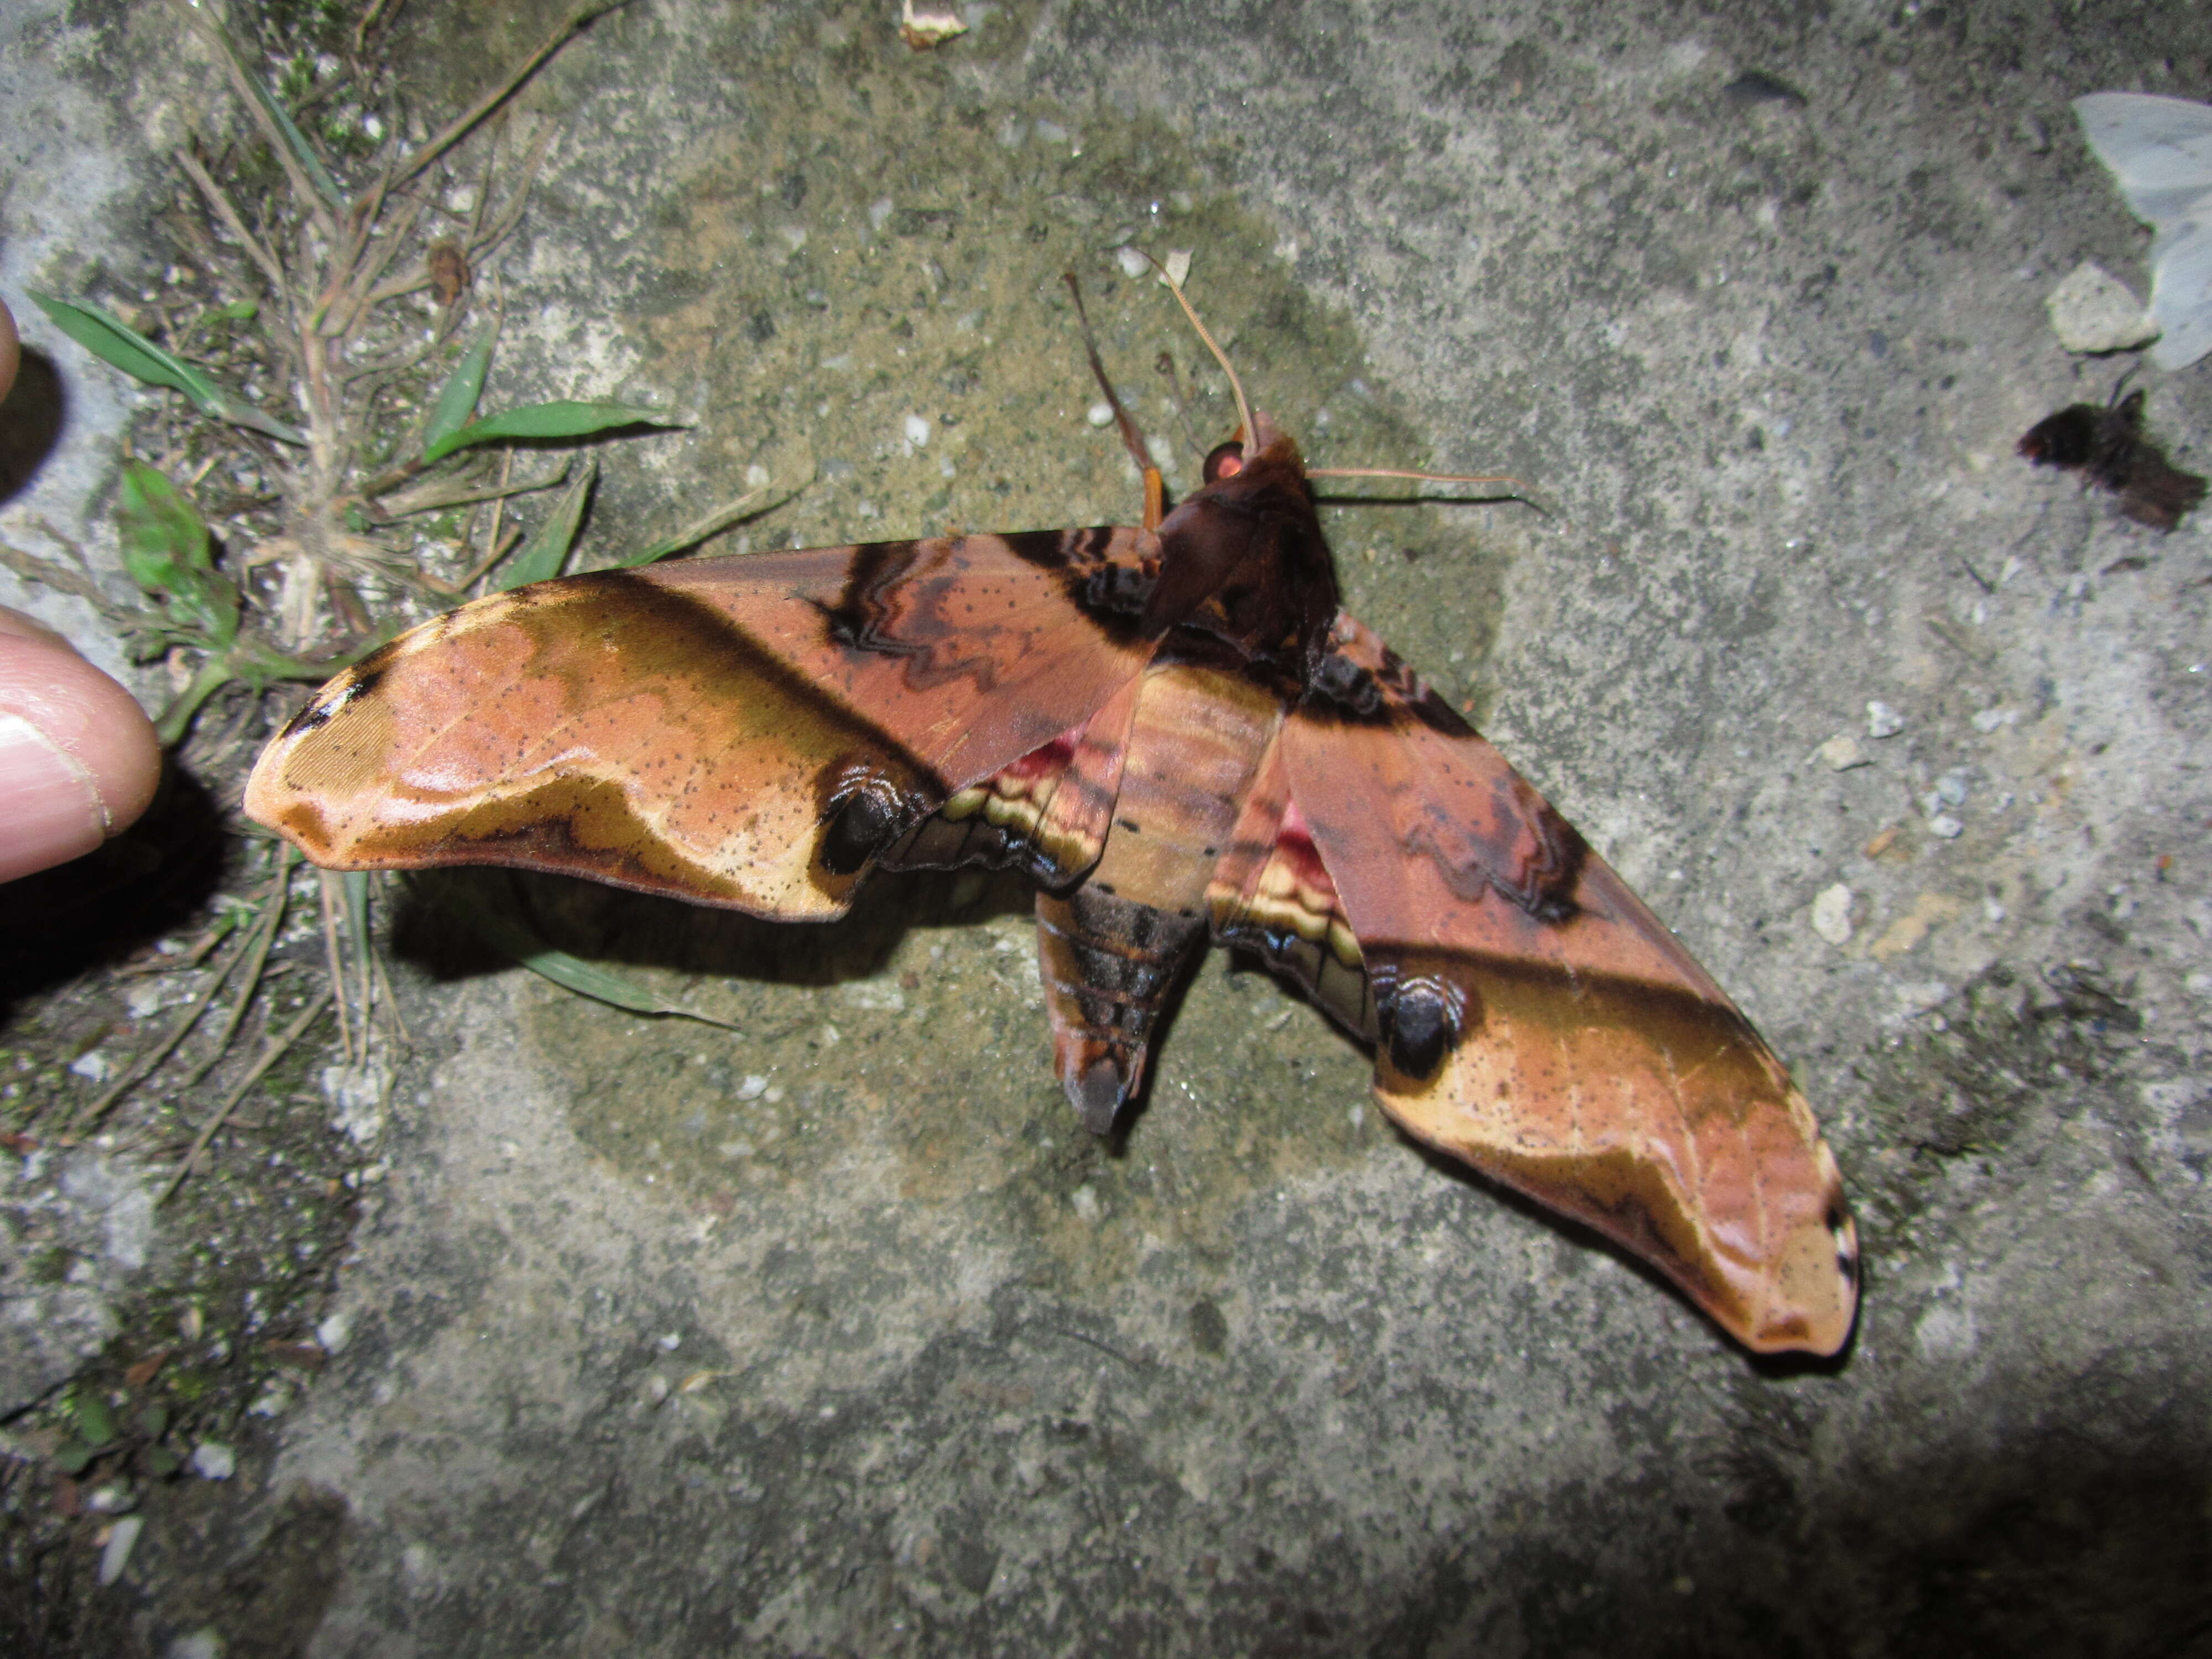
2017,387,2206,531
246,286,1859,1357
2074,91,2212,373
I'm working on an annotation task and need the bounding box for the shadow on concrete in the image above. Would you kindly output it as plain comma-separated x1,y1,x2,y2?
0,346,65,505
0,764,231,1019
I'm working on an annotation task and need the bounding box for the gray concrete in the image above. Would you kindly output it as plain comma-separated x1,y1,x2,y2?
30,1,2212,1653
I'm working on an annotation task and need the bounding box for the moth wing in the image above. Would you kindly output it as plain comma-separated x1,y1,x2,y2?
2074,92,2212,221
2074,92,2212,370
884,668,1143,890
2146,205,2212,370
1274,612,1859,1357
246,529,1161,920
1207,734,1376,1042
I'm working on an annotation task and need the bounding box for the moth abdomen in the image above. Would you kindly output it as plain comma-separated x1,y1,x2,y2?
1035,887,1209,1134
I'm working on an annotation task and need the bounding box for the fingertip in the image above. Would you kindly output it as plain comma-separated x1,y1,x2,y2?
0,629,163,884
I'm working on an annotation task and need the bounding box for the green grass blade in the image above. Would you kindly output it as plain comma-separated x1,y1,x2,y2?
425,875,738,1027
202,10,347,212
611,479,804,568
30,291,306,445
495,459,596,590
424,322,499,452
34,291,222,402
421,399,687,464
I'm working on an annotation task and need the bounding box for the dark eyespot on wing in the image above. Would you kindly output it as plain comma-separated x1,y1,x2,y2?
1304,639,1469,738
283,646,397,738
1069,560,1156,645
1380,969,1467,1082
1306,651,1385,721
816,758,941,877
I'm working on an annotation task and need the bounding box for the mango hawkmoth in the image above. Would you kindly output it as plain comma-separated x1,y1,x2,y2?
247,288,1858,1356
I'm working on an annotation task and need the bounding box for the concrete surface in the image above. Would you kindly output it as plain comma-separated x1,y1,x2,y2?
16,0,2212,1653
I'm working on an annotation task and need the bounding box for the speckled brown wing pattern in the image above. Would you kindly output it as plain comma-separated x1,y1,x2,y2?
245,529,1161,920
1275,613,1859,1357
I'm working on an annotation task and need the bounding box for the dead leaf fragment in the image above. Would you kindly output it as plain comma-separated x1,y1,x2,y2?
1867,891,1963,962
427,240,469,307
122,1351,171,1390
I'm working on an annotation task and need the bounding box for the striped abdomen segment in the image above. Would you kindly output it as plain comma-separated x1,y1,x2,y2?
1038,661,1284,1131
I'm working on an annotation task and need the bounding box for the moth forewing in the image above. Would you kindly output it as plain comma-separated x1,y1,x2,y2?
246,293,1860,1357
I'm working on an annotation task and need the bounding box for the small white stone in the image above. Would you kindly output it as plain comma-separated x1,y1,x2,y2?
315,1312,351,1355
98,1515,143,1587
1069,1185,1101,1223
2046,261,2158,354
67,1051,112,1083
1087,401,1115,428
868,197,894,232
1865,701,1905,739
1929,813,1964,839
1971,706,2020,733
1160,248,1193,288
189,1441,236,1480
903,413,931,448
1816,734,1869,771
1811,884,1856,946
1114,244,1149,278
735,1074,769,1101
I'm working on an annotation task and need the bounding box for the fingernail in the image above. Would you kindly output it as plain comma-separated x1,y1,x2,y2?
0,711,107,883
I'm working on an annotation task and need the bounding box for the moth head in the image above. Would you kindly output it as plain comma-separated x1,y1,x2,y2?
1203,411,1298,486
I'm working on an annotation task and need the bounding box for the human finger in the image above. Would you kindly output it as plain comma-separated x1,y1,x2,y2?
0,608,163,883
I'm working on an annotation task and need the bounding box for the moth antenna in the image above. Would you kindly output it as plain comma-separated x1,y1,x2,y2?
1063,272,1167,526
1307,466,1545,515
1141,251,1256,453
1308,466,1533,492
